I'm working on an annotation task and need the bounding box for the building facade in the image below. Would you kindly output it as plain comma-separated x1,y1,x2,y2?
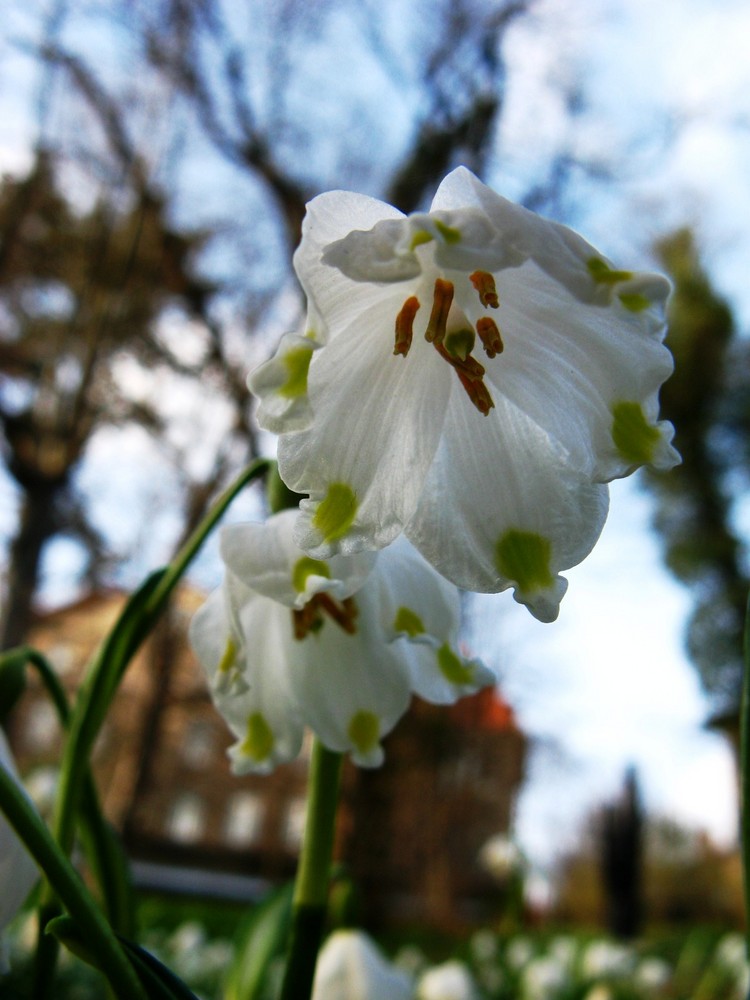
9,587,526,931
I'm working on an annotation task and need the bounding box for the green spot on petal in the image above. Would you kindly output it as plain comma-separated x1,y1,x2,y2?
410,229,434,250
587,257,633,284
240,712,275,762
611,401,660,466
393,606,425,637
292,556,331,592
618,292,651,313
348,710,380,756
436,643,474,685
279,344,313,399
217,637,237,675
495,530,554,593
435,219,461,244
312,483,358,544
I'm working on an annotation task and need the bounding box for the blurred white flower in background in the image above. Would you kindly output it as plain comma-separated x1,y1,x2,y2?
311,929,414,1000
417,959,479,1000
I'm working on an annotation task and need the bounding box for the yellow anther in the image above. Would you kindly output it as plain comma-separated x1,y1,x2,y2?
424,278,454,345
476,317,504,358
470,270,499,308
394,295,420,356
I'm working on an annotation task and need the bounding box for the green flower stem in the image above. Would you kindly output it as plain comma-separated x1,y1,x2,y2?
142,458,272,629
0,763,148,1000
280,739,343,1000
35,457,270,996
52,457,270,857
12,647,136,934
741,592,750,960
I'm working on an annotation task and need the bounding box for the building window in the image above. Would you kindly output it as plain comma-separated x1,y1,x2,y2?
25,765,59,817
283,796,307,850
167,793,205,843
24,701,59,752
46,643,75,676
224,791,264,847
182,720,216,769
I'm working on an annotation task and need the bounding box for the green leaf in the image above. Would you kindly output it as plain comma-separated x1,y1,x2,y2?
0,647,28,722
224,883,294,1000
119,938,203,1000
0,765,148,1000
46,916,201,1000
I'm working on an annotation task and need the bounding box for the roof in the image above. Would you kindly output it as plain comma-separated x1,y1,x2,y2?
447,685,519,732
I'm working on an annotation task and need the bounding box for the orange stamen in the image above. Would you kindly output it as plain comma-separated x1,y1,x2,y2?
456,370,495,415
424,278,454,344
470,270,499,308
394,296,420,356
434,340,486,382
476,317,504,358
433,341,495,415
293,603,320,640
316,593,358,634
292,593,359,639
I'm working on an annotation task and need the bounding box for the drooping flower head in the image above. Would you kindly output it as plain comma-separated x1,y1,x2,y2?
250,168,679,621
189,510,493,773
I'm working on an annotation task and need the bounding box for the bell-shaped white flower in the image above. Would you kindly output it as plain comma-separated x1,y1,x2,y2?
0,729,38,970
312,929,414,1000
249,167,679,621
189,511,494,773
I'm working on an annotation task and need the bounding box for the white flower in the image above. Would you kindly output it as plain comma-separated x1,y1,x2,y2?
634,957,671,991
0,729,38,971
580,940,634,980
582,987,613,1000
505,936,535,971
478,833,523,880
312,929,414,1000
250,167,678,621
418,959,478,1000
189,510,494,772
521,955,567,1000
469,928,498,964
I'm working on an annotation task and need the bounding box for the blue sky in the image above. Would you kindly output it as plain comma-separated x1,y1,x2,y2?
474,0,750,867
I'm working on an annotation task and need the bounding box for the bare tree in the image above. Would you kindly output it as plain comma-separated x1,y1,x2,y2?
0,0,529,642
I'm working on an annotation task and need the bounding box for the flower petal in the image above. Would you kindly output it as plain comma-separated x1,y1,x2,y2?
374,538,495,702
221,511,376,608
247,332,320,433
189,585,245,694
294,190,405,341
287,594,412,767
217,597,305,774
431,167,647,305
405,394,610,621
475,259,678,480
278,316,451,556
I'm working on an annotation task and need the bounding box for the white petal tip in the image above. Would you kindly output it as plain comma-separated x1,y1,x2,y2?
513,576,568,623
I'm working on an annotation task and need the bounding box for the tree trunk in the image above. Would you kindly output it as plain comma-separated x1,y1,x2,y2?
1,481,62,650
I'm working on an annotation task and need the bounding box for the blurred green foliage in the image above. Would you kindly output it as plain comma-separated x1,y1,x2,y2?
646,229,750,716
